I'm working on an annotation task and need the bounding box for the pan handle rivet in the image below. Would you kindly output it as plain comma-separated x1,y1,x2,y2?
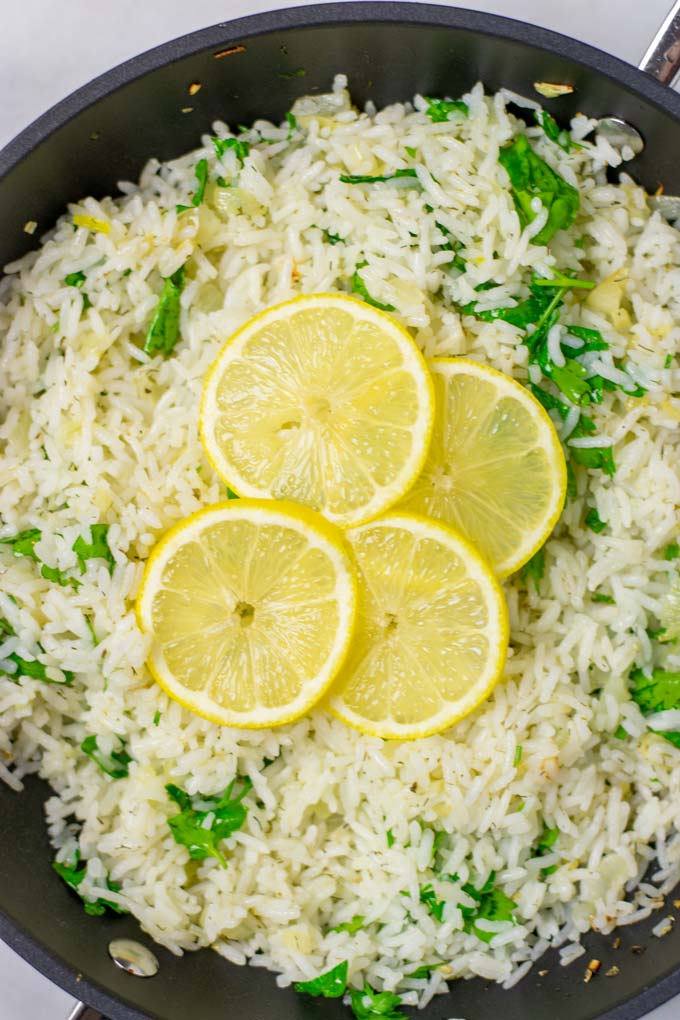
595,117,645,157
108,938,160,978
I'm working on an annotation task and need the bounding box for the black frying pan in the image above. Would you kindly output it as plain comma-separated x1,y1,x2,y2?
2,4,680,1019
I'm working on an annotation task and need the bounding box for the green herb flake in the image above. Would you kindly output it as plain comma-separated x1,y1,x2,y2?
191,158,208,207
143,265,185,357
664,354,673,369
432,830,447,858
322,228,345,245
499,134,579,246
349,984,407,1020
84,615,99,646
386,828,395,848
40,564,80,590
0,618,16,637
294,960,348,998
226,487,239,500
64,271,92,310
340,168,418,185
614,724,628,740
536,825,559,856
81,735,132,779
459,873,517,943
153,709,162,726
585,508,607,533
351,263,395,312
592,592,615,604
664,542,679,560
514,745,523,766
286,111,297,138
330,914,365,935
405,145,418,158
53,850,128,917
212,136,251,166
0,528,42,562
73,524,115,575
279,67,306,80
520,547,545,594
0,652,73,686
419,883,446,923
405,963,442,979
424,97,469,122
165,777,251,867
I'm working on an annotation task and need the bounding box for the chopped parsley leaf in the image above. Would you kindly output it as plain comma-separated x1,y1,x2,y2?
72,524,115,575
165,777,251,867
664,542,679,560
330,914,365,935
294,960,348,998
0,651,73,686
81,735,132,779
349,984,407,1019
212,136,250,165
419,883,446,922
592,592,615,604
585,508,607,533
53,850,127,917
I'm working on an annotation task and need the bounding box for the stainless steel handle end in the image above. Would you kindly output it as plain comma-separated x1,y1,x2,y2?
67,1003,108,1020
639,0,680,84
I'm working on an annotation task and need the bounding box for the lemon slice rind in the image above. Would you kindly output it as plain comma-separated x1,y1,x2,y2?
136,499,358,728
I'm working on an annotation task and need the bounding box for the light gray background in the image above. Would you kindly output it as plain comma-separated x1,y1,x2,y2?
0,1,678,1018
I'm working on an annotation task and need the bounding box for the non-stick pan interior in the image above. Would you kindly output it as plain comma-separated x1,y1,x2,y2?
2,5,680,1019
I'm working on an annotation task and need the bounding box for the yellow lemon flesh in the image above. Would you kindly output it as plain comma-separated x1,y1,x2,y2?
136,499,357,728
199,294,434,528
399,359,567,576
328,513,509,740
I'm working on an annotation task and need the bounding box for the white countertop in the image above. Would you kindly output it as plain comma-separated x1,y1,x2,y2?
0,1,678,1018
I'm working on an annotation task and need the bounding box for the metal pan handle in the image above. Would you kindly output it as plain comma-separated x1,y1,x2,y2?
67,1004,110,1020
639,0,680,83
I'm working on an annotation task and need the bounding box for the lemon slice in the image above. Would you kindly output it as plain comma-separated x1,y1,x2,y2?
136,499,357,728
199,294,434,528
398,359,567,576
328,513,509,740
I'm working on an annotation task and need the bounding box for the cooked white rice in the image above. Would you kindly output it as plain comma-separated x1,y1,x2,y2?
2,75,680,1005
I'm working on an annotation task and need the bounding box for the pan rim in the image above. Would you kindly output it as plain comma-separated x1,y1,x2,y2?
1,4,680,1019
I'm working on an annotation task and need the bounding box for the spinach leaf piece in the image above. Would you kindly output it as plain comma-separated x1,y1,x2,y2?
294,960,348,998
340,169,418,185
143,265,185,357
53,850,128,917
0,651,73,685
664,542,679,560
592,593,615,604
351,263,395,312
349,984,407,1020
40,564,80,589
330,915,365,935
72,523,115,575
81,735,132,779
424,97,469,121
165,777,251,867
534,110,579,153
212,136,250,165
322,228,345,245
499,134,579,245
